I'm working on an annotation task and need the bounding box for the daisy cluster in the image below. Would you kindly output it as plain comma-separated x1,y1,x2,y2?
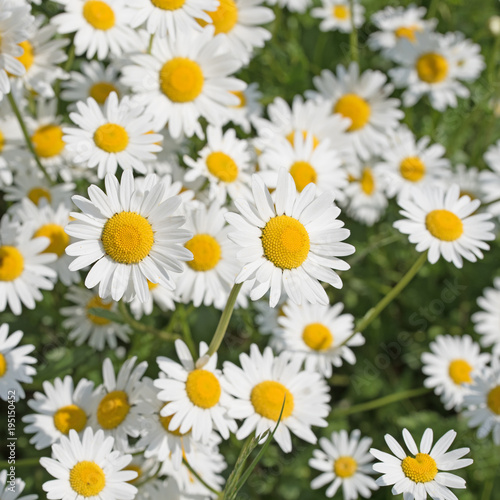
0,0,499,499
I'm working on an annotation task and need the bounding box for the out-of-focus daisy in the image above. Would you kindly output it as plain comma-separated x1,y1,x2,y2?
307,63,403,159
51,0,141,60
0,214,56,315
227,82,262,133
155,340,237,443
479,140,500,219
0,324,36,401
444,31,485,82
472,278,500,355
223,344,330,452
272,302,364,378
451,164,483,202
254,296,287,335
265,0,310,14
226,170,354,307
312,0,364,34
23,375,94,450
65,170,192,302
121,456,159,490
184,126,254,204
121,26,245,138
130,280,176,319
0,470,37,500
40,427,138,500
370,428,473,500
0,113,24,186
375,126,450,200
393,184,495,268
421,334,490,411
64,92,162,178
309,429,378,499
61,286,131,351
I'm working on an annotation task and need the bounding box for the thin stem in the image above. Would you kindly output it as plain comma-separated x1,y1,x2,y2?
147,34,154,54
481,479,494,500
7,93,53,184
207,283,243,357
0,457,41,468
348,0,359,64
221,435,255,499
183,457,220,496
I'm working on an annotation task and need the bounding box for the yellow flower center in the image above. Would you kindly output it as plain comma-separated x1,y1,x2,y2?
250,380,294,421
332,5,350,20
416,53,448,84
53,404,87,434
286,130,320,149
83,0,116,30
289,161,317,192
159,404,190,436
0,130,5,153
185,234,222,272
448,359,473,385
302,322,333,351
0,246,24,282
334,94,371,132
101,211,154,264
206,151,239,183
86,295,113,326
425,209,463,242
31,125,65,159
231,90,246,108
487,386,500,415
160,58,204,103
34,223,70,258
93,123,129,153
16,40,35,71
69,461,106,497
0,353,7,377
96,390,131,429
360,167,375,195
123,464,142,484
400,156,426,182
334,456,357,478
185,369,221,409
89,82,119,105
28,187,52,205
151,0,186,10
261,215,310,270
199,0,239,34
395,25,421,42
147,280,158,290
401,453,438,483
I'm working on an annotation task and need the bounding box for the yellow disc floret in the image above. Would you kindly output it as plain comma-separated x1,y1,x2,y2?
123,464,142,484
0,353,7,377
34,223,70,258
332,5,350,20
16,40,35,71
334,456,357,478
101,211,154,264
0,130,5,153
302,323,333,351
159,404,190,436
160,58,204,103
289,161,317,192
425,209,463,242
96,390,131,429
185,369,221,409
261,215,310,270
28,187,52,205
448,359,473,385
185,234,222,272
206,151,239,183
83,0,116,30
360,167,375,195
231,90,246,108
250,380,294,421
89,82,119,104
395,25,421,42
401,453,438,483
416,53,448,84
286,130,320,149
0,246,24,282
334,94,371,132
199,0,238,34
487,385,500,415
86,295,113,326
53,404,87,434
69,461,106,497
32,125,65,158
400,156,426,182
93,123,129,153
151,0,185,9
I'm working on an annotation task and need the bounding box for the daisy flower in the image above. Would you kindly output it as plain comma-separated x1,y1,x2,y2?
450,164,483,202
265,0,310,14
375,126,450,200
444,31,485,82
472,278,500,354
129,280,176,319
226,170,355,308
307,63,403,159
65,170,193,302
0,470,37,500
227,82,263,133
479,140,500,219
0,113,24,186
312,0,365,34
184,126,254,204
393,184,495,268
421,334,490,411
254,296,287,335
0,324,36,401
155,340,237,443
271,301,365,378
121,26,245,138
23,376,95,450
0,214,56,315
309,429,378,499
64,92,162,178
40,427,138,500
223,344,330,452
51,0,141,60
370,428,473,500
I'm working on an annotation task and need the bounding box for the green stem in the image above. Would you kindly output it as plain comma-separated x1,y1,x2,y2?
348,234,400,266
147,34,154,54
221,435,255,499
481,479,494,500
7,93,53,184
0,457,41,468
183,457,220,496
348,0,359,64
207,283,243,357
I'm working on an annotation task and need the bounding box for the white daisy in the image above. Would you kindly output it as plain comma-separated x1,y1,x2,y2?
227,82,263,133
0,323,36,401
120,26,245,138
393,184,495,268
254,296,287,335
130,280,176,319
0,113,24,187
223,344,330,453
226,170,355,308
312,0,365,34
40,427,138,500
309,429,378,499
23,375,95,450
306,63,403,159
443,31,485,82
155,340,237,443
370,428,473,500
65,170,193,302
450,164,483,202
479,140,500,219
472,278,500,354
265,0,310,14
0,469,37,500
421,334,490,411
271,301,365,378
